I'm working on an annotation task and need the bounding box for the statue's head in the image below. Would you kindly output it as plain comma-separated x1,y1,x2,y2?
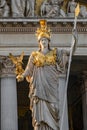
36,20,51,50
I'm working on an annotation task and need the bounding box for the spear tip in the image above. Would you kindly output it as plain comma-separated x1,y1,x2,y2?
75,3,80,17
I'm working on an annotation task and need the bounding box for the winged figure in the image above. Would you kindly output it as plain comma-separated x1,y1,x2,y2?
9,52,24,76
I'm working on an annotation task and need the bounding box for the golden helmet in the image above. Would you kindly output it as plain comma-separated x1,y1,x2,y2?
36,20,51,41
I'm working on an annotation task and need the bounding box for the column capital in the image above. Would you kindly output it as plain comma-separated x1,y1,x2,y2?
0,56,16,77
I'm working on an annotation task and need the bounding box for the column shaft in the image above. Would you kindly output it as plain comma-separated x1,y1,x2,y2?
1,77,18,130
0,57,18,130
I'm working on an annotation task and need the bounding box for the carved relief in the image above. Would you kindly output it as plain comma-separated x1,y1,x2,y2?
11,0,35,17
0,56,15,77
44,0,60,17
0,1,10,17
67,0,77,17
35,0,44,16
80,5,87,18
0,0,86,18
40,0,49,17
67,0,87,18
39,0,64,17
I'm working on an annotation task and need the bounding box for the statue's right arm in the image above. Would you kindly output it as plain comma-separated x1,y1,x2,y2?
23,54,34,77
16,74,24,82
17,54,34,82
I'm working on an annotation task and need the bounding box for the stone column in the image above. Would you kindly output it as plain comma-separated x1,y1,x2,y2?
58,74,69,130
0,57,18,130
82,71,87,130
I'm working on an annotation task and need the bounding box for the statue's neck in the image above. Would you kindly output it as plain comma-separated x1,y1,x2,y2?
41,48,49,55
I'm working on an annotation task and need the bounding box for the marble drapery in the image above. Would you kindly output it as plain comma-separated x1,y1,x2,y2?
11,0,34,17
22,48,68,130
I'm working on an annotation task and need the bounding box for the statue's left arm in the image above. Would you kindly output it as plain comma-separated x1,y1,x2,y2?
56,48,69,73
71,28,78,55
71,3,80,55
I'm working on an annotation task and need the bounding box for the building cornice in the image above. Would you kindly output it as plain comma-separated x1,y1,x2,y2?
0,18,86,33
0,18,87,22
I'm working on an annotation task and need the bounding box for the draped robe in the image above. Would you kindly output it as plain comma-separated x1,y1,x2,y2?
11,0,33,17
23,48,68,130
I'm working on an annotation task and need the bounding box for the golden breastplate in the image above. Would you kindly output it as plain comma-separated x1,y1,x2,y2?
32,48,57,67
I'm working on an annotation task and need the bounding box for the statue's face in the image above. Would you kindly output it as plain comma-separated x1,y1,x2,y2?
39,37,49,49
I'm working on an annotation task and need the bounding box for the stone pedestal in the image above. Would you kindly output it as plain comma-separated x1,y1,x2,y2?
82,72,87,130
58,74,69,130
0,57,18,130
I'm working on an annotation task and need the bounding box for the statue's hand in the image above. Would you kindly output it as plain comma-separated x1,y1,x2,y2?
72,28,78,40
16,75,24,82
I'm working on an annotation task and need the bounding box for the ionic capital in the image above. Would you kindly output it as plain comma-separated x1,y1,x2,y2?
0,56,16,77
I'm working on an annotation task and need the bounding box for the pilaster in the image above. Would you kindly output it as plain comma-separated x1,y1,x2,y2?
0,56,18,130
